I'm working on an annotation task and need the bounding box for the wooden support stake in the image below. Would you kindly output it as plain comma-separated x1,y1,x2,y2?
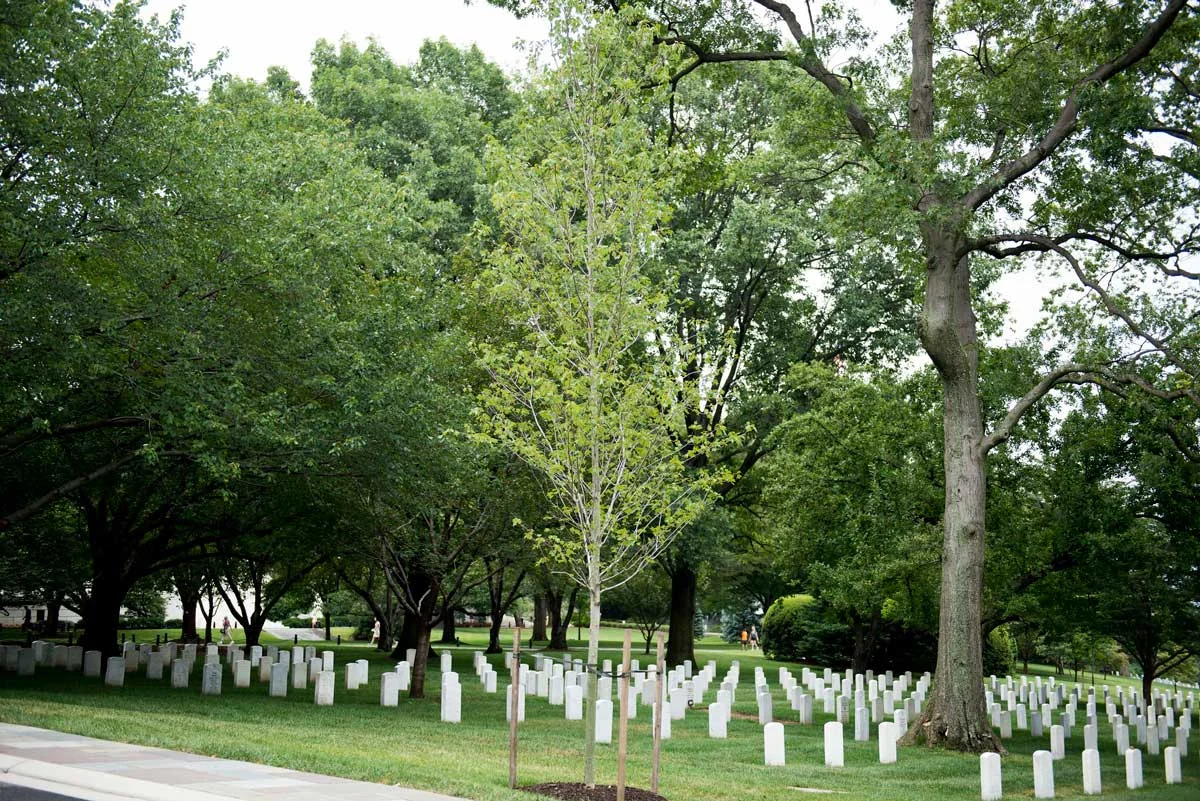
508,627,521,789
617,629,632,801
651,631,665,794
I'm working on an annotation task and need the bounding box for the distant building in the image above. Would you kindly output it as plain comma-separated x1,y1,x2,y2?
0,602,82,628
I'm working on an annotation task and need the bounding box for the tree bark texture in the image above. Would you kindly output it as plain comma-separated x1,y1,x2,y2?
664,564,696,668
409,622,433,699
487,607,505,654
41,597,61,636
393,613,419,659
850,611,880,676
532,595,548,641
583,587,601,788
406,571,440,699
914,236,1000,752
179,589,199,642
548,587,578,650
79,573,124,658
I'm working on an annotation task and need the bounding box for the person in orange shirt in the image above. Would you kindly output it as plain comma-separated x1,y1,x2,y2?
740,628,748,649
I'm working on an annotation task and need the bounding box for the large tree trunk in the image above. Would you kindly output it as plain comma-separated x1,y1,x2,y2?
242,621,263,648
41,596,61,636
392,613,419,659
664,564,696,667
179,589,199,642
911,237,999,752
487,605,505,654
79,573,125,658
548,587,578,650
532,595,548,641
440,609,457,644
850,612,880,676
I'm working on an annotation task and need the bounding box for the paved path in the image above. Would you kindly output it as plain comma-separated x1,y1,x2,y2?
260,626,324,643
0,724,468,801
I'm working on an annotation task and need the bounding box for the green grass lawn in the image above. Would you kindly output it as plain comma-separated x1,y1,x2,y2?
0,633,1195,801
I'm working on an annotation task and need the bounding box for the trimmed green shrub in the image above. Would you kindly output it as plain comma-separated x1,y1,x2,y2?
762,594,937,671
984,626,1017,675
761,594,824,661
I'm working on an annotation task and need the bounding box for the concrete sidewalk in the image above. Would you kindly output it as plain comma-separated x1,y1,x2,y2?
0,724,468,801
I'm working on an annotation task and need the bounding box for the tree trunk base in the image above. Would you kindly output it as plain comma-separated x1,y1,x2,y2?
902,707,1006,754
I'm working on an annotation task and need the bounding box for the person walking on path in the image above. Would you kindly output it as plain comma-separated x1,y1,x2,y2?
749,625,759,650
739,628,748,650
220,616,233,645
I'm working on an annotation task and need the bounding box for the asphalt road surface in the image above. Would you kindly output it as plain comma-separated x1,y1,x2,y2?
0,782,81,801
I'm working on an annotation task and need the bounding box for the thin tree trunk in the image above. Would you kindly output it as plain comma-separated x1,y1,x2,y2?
583,584,601,788
409,622,433,699
199,583,216,643
664,564,696,668
851,615,867,676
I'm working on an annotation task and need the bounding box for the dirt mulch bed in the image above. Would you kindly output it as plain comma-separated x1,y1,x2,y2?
523,782,668,801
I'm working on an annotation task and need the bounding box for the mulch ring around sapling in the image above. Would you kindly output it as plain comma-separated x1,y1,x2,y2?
524,782,668,801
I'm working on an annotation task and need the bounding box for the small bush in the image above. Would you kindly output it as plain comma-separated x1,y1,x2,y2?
984,626,1017,675
762,595,937,672
762,595,834,661
352,617,374,641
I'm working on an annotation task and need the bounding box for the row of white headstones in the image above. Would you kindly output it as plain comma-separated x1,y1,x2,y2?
979,673,1195,798
5,640,1196,796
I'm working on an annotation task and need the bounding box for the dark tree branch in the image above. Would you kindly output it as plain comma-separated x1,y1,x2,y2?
961,0,1190,211
0,416,150,457
0,450,188,531
749,0,876,143
982,363,1097,453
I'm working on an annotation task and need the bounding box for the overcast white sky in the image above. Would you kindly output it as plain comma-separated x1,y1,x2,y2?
140,0,551,90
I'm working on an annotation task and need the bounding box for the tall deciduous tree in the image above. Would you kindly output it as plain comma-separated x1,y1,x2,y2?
0,3,437,654
490,0,1199,750
763,363,943,673
478,2,728,784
